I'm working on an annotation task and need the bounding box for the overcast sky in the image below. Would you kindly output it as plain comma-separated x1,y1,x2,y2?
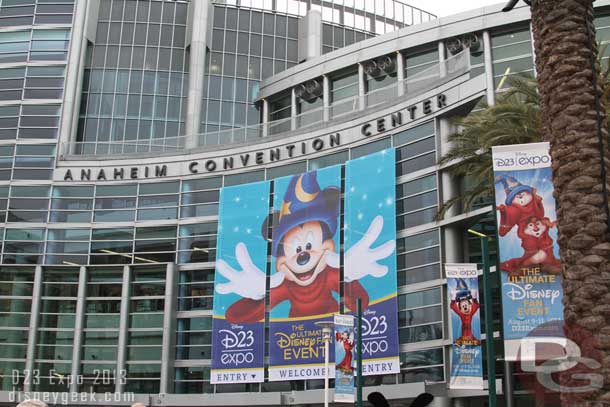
407,0,505,17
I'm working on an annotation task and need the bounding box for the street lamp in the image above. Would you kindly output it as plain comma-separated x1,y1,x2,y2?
467,228,497,407
315,320,335,407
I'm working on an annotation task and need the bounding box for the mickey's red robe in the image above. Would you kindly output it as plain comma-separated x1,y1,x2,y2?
450,299,479,340
225,265,369,323
336,332,354,372
497,194,545,236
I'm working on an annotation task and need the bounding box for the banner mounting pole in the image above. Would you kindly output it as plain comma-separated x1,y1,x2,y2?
481,235,497,407
357,298,363,407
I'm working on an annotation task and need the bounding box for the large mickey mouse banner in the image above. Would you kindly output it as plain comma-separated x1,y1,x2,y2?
268,164,342,381
492,142,564,361
344,149,400,375
210,181,270,384
211,150,399,383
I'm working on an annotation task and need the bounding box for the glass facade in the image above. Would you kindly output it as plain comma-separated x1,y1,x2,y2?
76,0,190,154
0,0,73,188
201,6,300,136
491,25,534,92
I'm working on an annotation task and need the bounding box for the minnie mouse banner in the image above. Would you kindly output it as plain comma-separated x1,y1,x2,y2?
492,142,564,361
446,263,483,389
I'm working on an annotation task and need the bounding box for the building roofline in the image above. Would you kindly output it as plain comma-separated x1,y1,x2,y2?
257,0,610,100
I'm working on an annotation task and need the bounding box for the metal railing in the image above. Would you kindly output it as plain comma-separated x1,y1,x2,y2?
211,0,437,32
65,50,470,158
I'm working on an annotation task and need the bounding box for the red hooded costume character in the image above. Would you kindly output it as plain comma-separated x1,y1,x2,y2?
500,216,561,275
496,175,545,236
335,330,355,373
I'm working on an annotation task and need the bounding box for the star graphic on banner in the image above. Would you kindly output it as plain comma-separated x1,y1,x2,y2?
279,200,292,221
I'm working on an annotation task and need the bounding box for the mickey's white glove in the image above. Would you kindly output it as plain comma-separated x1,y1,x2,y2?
216,243,284,300
344,216,396,282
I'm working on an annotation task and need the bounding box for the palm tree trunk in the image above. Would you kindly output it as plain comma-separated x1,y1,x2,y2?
531,0,610,404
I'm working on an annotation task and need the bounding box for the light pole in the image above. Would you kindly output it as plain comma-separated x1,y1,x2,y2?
315,320,334,407
467,228,497,407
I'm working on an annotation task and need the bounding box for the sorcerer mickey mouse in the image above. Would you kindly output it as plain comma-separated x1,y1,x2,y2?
216,170,396,323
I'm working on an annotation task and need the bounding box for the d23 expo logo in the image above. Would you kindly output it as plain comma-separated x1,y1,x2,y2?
360,312,389,356
219,328,255,366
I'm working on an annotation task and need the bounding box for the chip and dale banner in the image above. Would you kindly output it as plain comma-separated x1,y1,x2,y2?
492,142,564,361
211,149,399,384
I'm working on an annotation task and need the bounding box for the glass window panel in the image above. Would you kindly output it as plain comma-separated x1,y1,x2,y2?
96,184,137,196
137,207,177,221
91,228,134,240
139,182,179,195
397,230,439,254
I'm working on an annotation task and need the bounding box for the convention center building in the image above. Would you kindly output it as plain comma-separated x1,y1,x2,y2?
0,0,606,406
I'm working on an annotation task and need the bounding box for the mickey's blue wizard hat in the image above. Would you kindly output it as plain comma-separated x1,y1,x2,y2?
271,171,340,257
495,175,533,206
455,278,472,301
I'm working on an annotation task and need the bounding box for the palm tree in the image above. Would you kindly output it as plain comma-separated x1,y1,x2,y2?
438,54,610,220
436,75,541,219
530,1,610,405
503,1,610,405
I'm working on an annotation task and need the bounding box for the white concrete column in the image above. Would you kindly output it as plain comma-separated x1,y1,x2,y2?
439,116,462,264
297,10,322,62
483,30,496,106
69,266,88,393
396,51,405,97
185,0,211,149
160,263,178,394
430,396,451,407
322,74,330,122
58,0,93,156
115,265,131,394
453,398,467,407
24,266,43,392
438,40,447,78
291,87,298,131
262,98,269,138
358,62,366,110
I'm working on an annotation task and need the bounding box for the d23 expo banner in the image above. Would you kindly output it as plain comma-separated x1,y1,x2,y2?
334,314,355,403
211,181,270,384
446,263,483,389
492,142,564,361
344,148,400,375
268,165,342,381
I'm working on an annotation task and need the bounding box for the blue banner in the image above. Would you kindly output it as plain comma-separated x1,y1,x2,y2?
492,143,564,361
344,148,400,375
211,181,270,384
268,165,342,381
334,314,355,403
446,263,483,389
